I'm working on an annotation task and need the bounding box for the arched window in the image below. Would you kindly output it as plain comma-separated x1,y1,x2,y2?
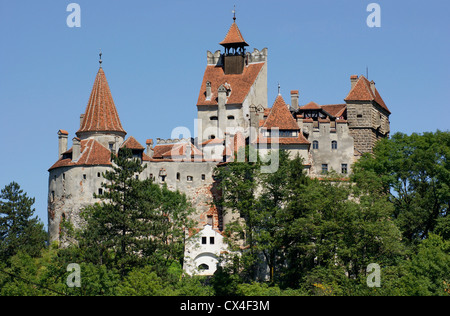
331,141,338,150
198,264,209,271
313,140,319,150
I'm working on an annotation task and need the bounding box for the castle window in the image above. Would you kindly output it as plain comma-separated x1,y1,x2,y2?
177,172,180,181
341,164,348,174
313,141,319,150
63,173,65,180
210,116,218,121
210,237,215,245
97,172,101,178
202,174,206,181
51,191,55,202
98,188,103,195
202,237,207,244
83,174,86,180
227,115,235,120
187,176,193,182
109,143,114,152
198,264,209,271
321,164,328,174
332,141,338,150
209,135,216,140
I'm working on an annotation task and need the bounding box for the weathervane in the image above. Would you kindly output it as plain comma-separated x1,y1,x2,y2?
278,82,281,95
232,5,236,21
99,50,103,68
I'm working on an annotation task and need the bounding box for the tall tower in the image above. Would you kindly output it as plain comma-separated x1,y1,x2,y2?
48,63,126,245
345,75,390,155
76,64,127,152
196,16,268,144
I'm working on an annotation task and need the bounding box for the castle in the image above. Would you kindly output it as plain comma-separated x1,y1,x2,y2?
48,17,391,276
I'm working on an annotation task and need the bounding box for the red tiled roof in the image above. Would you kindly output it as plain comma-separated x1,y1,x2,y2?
301,101,321,110
344,75,390,114
120,136,144,150
320,104,347,118
254,134,310,145
152,143,203,159
49,139,112,171
197,63,264,106
262,95,300,130
219,22,249,46
77,68,126,136
201,138,224,146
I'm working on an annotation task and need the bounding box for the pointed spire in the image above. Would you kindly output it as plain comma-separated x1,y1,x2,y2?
219,19,249,47
263,94,300,130
76,67,126,138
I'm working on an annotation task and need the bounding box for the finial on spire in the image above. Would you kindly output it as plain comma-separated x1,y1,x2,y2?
99,49,103,68
278,82,281,95
232,5,236,21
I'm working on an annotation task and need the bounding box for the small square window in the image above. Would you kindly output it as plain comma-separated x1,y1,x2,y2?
187,176,193,182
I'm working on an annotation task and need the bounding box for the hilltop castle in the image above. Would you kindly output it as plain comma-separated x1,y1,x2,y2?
48,17,390,276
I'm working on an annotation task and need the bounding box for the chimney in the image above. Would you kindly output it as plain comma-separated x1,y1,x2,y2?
146,139,154,158
370,80,376,94
206,81,212,100
185,142,192,160
350,75,358,89
72,137,81,162
58,130,69,158
290,90,299,110
79,114,85,129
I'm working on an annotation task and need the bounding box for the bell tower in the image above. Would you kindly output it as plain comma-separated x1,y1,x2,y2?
219,15,249,75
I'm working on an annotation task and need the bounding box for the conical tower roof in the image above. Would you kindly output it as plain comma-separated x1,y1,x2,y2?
219,21,249,47
76,67,126,137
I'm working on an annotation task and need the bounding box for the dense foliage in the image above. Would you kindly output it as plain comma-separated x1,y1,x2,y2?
0,131,448,296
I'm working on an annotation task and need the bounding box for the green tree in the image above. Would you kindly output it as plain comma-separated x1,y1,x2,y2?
353,131,450,244
0,182,47,262
213,146,261,280
79,148,194,277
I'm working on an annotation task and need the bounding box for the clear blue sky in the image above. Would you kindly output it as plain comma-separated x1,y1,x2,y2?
1,0,449,228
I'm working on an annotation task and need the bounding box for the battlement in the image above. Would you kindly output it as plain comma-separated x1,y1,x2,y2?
206,47,268,66
156,138,192,145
